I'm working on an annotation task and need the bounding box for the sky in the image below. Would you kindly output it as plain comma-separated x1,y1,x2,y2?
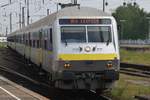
0,0,150,35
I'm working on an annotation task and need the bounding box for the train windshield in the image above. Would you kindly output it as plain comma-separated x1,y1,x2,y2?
61,26,86,43
87,26,112,43
61,26,112,43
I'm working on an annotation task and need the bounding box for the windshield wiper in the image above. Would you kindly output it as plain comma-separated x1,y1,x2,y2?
106,39,110,46
65,40,68,46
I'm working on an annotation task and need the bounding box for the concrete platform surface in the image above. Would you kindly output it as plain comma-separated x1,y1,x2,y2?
0,76,49,100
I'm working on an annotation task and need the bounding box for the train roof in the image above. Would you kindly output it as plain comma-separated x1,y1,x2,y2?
57,6,111,18
8,6,111,36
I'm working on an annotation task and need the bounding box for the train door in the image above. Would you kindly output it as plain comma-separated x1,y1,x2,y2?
29,32,31,60
42,29,48,69
48,28,53,72
25,34,28,58
23,33,25,57
14,35,16,50
39,30,43,66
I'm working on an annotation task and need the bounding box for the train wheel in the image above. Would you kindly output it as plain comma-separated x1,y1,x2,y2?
96,89,103,95
48,73,52,81
38,64,44,75
23,55,25,59
25,58,28,67
26,58,32,66
48,73,54,86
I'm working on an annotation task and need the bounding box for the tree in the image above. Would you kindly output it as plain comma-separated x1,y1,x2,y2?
112,4,149,40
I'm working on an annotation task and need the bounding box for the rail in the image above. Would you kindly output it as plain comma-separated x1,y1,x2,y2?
120,63,150,78
0,64,50,88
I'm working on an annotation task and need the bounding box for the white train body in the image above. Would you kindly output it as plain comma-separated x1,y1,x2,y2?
7,7,120,91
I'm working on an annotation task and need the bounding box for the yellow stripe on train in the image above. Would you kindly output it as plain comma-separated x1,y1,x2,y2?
59,53,117,61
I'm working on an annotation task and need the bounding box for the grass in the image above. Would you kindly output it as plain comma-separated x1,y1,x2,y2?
120,49,150,65
117,49,150,99
0,43,7,48
111,74,150,100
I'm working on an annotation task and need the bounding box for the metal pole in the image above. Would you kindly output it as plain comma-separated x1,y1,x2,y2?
19,3,21,29
27,0,30,25
22,7,25,27
47,9,49,16
57,3,59,12
19,13,21,29
103,0,105,12
10,13,12,33
6,27,8,36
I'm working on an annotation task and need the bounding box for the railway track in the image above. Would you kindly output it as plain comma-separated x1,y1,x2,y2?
0,64,111,100
0,64,50,87
120,63,150,78
0,47,111,100
0,64,51,98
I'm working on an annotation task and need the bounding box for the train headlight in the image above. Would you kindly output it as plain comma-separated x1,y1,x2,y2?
85,46,91,52
107,61,113,68
64,63,71,69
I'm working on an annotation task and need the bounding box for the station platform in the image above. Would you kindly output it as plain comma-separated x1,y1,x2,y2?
0,76,49,100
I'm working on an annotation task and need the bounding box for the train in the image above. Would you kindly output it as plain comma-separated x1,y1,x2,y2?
7,6,120,92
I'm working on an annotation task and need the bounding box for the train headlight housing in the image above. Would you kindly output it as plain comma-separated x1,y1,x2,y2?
64,63,72,69
107,61,113,68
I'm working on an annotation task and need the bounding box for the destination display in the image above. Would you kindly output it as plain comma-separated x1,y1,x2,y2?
59,19,111,25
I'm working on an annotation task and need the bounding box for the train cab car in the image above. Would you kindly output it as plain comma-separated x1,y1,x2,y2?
7,6,120,92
